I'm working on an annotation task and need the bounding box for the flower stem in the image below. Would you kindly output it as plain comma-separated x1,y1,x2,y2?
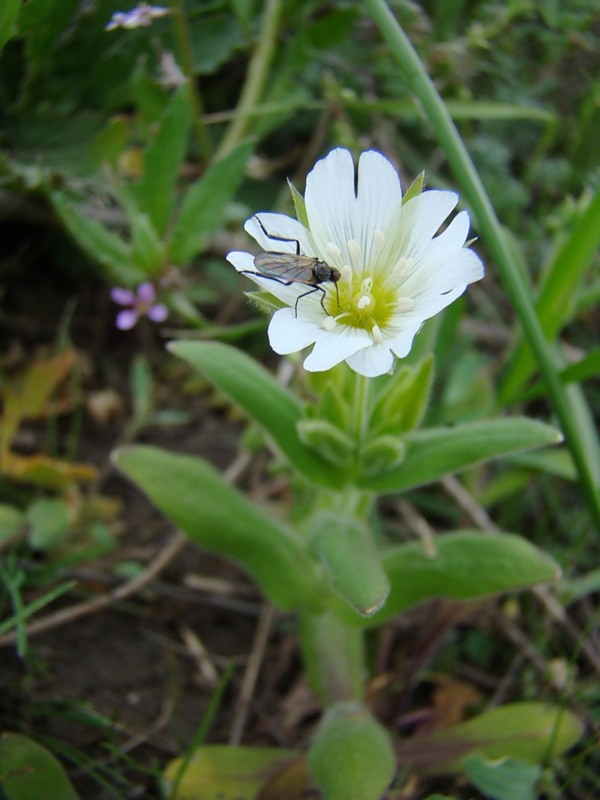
365,0,600,530
215,0,282,159
351,372,372,445
171,0,213,162
299,609,365,706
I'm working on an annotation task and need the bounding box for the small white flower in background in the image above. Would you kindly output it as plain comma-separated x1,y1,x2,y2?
105,3,169,31
227,148,484,377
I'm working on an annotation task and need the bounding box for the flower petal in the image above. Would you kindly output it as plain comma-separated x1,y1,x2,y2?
355,150,403,261
303,326,371,372
387,324,422,358
245,213,313,255
345,342,394,377
116,309,139,330
137,282,156,303
111,287,135,306
305,148,357,261
268,307,321,354
396,190,459,260
226,250,256,272
148,303,168,322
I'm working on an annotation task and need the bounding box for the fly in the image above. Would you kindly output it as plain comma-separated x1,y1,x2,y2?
242,217,341,317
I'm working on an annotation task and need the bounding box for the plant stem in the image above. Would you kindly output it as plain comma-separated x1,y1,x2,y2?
299,609,365,706
351,371,372,445
215,0,282,159
171,0,213,162
364,0,600,530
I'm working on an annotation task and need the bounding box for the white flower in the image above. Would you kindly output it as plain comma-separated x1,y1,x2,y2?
227,148,484,377
105,3,169,31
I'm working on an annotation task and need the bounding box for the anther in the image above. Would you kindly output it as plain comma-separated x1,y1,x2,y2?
360,277,373,294
394,256,414,276
325,242,342,260
372,324,383,343
321,315,336,331
396,297,415,312
341,264,353,283
348,239,362,261
357,295,372,310
373,229,385,252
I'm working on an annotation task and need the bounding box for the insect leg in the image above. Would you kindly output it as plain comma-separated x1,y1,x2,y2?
294,285,325,317
255,216,301,256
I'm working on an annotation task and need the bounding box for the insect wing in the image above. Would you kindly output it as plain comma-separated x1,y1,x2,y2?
253,252,317,285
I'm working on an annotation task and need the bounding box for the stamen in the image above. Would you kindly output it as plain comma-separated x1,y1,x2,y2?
360,277,373,294
373,229,385,252
393,256,414,276
372,324,383,343
321,315,336,331
357,295,372,310
396,297,415,312
325,242,342,260
341,264,353,283
348,239,362,261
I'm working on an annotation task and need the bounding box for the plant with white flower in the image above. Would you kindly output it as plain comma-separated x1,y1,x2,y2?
117,147,569,800
227,148,484,377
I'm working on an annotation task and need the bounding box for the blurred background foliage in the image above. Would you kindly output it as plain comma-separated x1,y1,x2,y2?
1,1,599,798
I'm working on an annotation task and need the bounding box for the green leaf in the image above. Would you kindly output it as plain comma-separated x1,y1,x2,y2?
50,190,142,285
26,498,71,550
0,504,25,545
502,187,600,401
448,702,582,767
128,208,165,276
0,0,20,53
308,513,389,617
133,85,192,235
308,703,395,800
163,745,297,800
462,754,540,800
0,732,80,800
114,445,327,612
360,417,562,492
168,341,345,488
359,531,560,626
169,141,252,265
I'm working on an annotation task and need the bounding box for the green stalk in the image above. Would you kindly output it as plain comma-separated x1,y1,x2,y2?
215,0,282,159
171,0,213,162
299,609,365,706
364,0,600,529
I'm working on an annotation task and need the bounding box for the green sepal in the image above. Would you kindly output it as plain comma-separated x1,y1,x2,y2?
360,417,562,493
297,419,355,467
371,355,434,437
287,178,309,227
168,341,346,488
308,703,395,800
402,170,426,204
308,512,389,616
244,289,284,315
360,434,406,478
114,445,329,612
350,531,560,627
0,0,21,53
311,382,351,431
